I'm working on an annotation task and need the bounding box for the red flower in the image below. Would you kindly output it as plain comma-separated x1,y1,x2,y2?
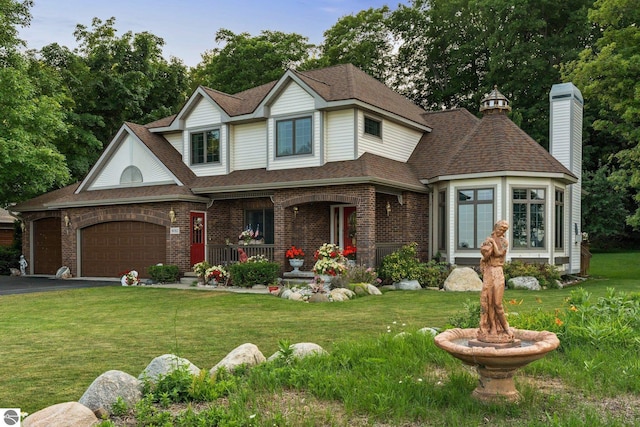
285,245,305,259
342,245,357,259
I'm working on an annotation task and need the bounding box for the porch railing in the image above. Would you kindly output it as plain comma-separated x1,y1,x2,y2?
208,244,275,266
208,242,402,268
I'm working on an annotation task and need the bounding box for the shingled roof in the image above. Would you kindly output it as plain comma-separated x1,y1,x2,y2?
410,109,576,183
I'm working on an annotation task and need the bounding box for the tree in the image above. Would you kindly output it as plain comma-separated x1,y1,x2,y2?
563,0,640,228
582,165,629,244
0,0,70,206
315,6,396,83
389,0,591,146
190,29,314,94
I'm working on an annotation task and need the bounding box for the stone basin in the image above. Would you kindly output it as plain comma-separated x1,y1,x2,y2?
434,328,560,402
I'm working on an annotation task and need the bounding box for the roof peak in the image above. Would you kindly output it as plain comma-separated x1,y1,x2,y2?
480,85,511,115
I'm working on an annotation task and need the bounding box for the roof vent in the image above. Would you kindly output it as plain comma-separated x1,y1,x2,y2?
480,85,511,115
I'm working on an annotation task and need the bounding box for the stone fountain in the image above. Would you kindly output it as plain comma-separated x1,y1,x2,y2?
434,220,559,403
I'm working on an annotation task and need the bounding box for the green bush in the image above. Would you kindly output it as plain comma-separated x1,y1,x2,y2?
503,260,561,289
0,246,20,275
378,243,426,284
229,262,280,287
146,264,180,283
419,260,454,289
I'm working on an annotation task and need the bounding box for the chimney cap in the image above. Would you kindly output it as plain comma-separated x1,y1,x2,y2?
480,85,511,114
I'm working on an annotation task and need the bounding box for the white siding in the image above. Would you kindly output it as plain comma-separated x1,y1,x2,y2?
185,98,222,128
89,134,174,189
550,100,571,166
164,132,183,155
357,111,422,162
271,82,315,116
326,110,355,162
233,122,268,170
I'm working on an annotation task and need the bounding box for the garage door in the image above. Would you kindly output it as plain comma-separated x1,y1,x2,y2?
33,217,62,274
81,221,166,278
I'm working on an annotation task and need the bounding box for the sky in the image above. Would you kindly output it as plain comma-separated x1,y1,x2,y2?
19,0,408,68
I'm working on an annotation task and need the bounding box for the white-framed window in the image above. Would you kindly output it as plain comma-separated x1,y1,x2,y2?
276,116,312,157
457,188,494,249
120,165,143,184
364,116,382,138
191,129,220,165
438,190,446,251
512,188,546,248
555,189,564,250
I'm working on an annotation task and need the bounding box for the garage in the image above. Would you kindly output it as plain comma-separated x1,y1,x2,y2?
81,221,166,278
33,217,62,274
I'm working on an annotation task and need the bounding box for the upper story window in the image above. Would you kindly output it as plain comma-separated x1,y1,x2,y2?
364,117,382,138
276,117,312,157
120,165,143,184
457,188,494,249
191,129,220,165
512,188,546,249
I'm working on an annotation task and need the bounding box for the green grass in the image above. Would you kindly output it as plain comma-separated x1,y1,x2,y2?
1,252,639,424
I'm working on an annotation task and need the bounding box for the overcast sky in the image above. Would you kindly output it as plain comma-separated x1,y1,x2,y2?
19,0,407,67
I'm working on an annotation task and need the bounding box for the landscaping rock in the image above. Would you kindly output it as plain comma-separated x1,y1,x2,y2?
329,290,347,301
394,279,422,290
280,289,293,299
380,284,396,291
289,291,304,301
209,343,266,376
139,354,200,382
509,276,541,291
443,267,482,291
22,402,98,427
366,284,383,295
79,370,142,417
267,342,327,361
418,327,440,336
352,284,367,296
55,266,72,279
308,293,330,303
332,288,356,299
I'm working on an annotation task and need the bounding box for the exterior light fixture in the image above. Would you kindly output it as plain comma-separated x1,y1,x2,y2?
169,208,176,223
293,206,299,218
386,201,391,217
64,214,71,228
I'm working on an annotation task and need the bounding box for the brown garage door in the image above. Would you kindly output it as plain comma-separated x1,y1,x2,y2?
33,217,62,274
81,221,166,278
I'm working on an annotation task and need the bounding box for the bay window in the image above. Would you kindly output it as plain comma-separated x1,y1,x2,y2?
457,188,494,249
512,188,546,248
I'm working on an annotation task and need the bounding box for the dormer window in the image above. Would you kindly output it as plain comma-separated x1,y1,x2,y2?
276,116,312,157
364,117,382,138
120,166,143,184
191,129,220,165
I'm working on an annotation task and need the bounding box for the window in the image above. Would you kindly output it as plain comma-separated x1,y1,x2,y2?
276,117,312,157
191,129,220,165
245,209,274,244
120,166,143,184
457,188,494,249
364,117,382,137
512,188,545,248
438,190,446,251
555,190,564,249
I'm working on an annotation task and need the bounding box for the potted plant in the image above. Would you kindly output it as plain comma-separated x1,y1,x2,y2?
205,264,229,286
342,245,357,267
192,261,210,285
313,243,347,287
285,245,305,272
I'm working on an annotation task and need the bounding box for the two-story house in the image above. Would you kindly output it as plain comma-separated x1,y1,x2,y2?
14,64,584,279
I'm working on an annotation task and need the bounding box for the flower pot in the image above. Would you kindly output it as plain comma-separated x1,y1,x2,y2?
289,258,304,272
347,260,356,268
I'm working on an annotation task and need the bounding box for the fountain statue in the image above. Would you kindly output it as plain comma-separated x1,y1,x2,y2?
434,220,559,403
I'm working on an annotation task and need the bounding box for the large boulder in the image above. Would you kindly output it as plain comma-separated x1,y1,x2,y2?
443,267,482,292
267,342,327,362
22,402,98,427
508,276,541,291
394,279,422,290
139,354,201,382
209,343,266,376
366,284,383,295
332,288,356,299
79,370,142,417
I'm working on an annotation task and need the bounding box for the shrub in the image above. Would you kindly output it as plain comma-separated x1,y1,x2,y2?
0,246,20,275
419,260,453,289
229,262,279,287
378,243,426,284
344,265,379,285
503,260,561,289
146,264,180,283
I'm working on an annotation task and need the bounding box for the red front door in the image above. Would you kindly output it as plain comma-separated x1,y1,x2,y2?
190,212,205,266
343,207,357,248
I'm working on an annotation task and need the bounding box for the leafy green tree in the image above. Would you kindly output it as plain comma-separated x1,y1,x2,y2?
563,0,640,228
389,0,591,146
315,6,395,83
582,165,629,243
0,0,70,206
190,29,313,94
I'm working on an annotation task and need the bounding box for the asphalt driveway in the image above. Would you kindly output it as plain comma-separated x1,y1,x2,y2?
0,275,118,295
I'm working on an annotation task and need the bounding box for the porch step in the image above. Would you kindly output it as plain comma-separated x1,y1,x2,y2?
181,272,197,285
282,270,314,286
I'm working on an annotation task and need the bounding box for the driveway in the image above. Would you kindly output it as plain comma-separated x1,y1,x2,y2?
0,275,118,295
